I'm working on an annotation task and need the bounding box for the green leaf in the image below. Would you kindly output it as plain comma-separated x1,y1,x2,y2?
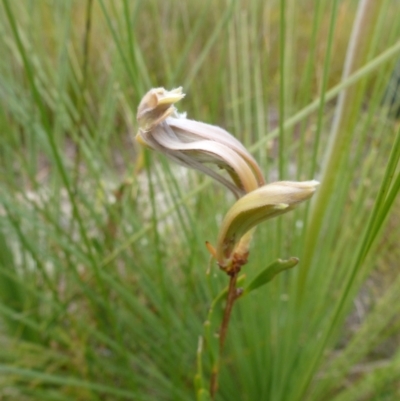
242,257,299,295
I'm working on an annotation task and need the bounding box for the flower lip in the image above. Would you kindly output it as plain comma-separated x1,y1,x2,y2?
157,89,185,105
137,87,185,131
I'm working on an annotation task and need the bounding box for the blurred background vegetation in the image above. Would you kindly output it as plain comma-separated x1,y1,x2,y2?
0,0,400,400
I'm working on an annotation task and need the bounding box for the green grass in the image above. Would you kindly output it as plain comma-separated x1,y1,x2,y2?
1,0,400,400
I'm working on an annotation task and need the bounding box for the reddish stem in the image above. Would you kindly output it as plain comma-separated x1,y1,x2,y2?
210,271,240,398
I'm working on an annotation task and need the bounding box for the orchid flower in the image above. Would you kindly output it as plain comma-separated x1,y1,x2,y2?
136,88,319,274
136,87,264,198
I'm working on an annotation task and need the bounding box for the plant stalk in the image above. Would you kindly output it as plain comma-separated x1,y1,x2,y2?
210,271,240,399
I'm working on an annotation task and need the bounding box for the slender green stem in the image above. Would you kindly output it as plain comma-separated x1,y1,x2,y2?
298,0,385,296
309,0,339,177
71,0,93,236
278,0,286,180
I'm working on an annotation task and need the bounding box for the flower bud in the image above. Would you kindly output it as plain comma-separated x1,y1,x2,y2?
215,181,319,270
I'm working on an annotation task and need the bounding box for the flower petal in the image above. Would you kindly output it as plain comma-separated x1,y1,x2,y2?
215,180,319,266
167,117,265,186
137,120,260,195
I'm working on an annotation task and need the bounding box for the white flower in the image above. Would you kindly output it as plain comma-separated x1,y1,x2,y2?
136,87,264,198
